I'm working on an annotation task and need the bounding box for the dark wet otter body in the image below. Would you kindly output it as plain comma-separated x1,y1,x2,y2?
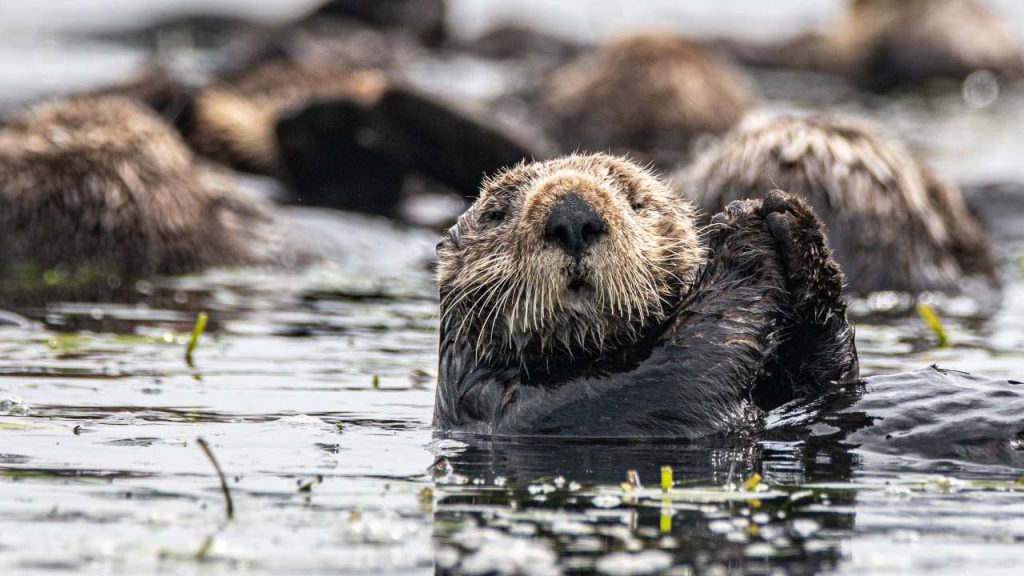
434,154,857,437
682,114,997,297
442,368,1024,484
772,367,1024,472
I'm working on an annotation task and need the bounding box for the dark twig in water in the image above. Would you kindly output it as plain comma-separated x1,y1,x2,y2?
185,311,209,367
196,436,234,521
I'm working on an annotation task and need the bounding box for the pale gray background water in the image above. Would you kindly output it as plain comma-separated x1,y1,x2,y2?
2,1,1024,575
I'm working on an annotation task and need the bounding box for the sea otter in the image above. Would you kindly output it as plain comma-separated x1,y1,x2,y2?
186,61,388,174
543,33,755,168
88,0,446,74
681,114,997,297
175,61,534,216
0,96,278,277
434,154,857,437
719,0,1024,92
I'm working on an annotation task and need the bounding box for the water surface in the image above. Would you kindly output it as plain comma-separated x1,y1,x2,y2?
3,2,1024,574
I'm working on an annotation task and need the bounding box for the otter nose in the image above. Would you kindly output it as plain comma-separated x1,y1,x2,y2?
543,192,606,258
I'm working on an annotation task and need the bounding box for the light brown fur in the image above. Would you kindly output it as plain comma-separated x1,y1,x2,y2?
437,153,702,365
0,96,278,276
190,61,386,171
544,33,755,167
832,0,1023,79
681,114,995,294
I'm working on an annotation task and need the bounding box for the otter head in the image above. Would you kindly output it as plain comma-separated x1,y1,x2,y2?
437,154,702,369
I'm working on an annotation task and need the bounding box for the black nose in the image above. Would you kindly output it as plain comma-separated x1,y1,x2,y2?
543,192,606,258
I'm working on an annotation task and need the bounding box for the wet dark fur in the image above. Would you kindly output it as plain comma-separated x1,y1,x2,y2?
312,0,448,47
276,88,536,214
434,157,857,437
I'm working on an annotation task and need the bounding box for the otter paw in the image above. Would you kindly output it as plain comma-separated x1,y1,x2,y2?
761,190,845,320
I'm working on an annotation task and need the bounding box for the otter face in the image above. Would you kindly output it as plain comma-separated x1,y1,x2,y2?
437,153,702,367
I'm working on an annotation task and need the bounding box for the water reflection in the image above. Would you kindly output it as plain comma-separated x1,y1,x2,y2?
432,434,857,574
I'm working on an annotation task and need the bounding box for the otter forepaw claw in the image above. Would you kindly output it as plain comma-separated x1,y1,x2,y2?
765,211,796,253
763,189,791,215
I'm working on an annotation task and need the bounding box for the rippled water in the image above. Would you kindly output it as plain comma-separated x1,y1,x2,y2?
3,1,1024,575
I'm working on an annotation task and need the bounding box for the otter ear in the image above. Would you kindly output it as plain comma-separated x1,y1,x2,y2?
446,222,463,249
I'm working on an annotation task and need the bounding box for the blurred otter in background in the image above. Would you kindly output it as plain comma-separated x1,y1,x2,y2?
311,0,448,47
88,0,447,75
188,62,534,216
543,33,755,168
187,62,387,174
721,0,1024,92
101,60,534,218
0,96,279,277
459,24,585,73
682,114,997,296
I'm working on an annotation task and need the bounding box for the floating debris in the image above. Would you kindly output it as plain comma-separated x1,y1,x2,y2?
297,475,323,493
185,311,209,367
621,470,641,492
196,437,234,521
194,535,215,561
428,457,453,479
916,303,949,348
0,396,30,416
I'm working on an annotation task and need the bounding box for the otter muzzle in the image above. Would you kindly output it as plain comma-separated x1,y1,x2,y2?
543,192,607,258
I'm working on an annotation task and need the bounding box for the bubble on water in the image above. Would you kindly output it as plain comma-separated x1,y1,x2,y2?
509,523,537,537
885,485,913,498
341,514,424,545
454,528,561,576
962,70,1000,109
708,519,733,534
275,414,328,428
549,520,592,537
594,549,672,576
0,396,30,416
592,494,622,508
528,483,556,496
744,542,776,558
427,438,469,456
435,546,460,570
792,518,819,538
428,457,454,480
891,529,921,543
